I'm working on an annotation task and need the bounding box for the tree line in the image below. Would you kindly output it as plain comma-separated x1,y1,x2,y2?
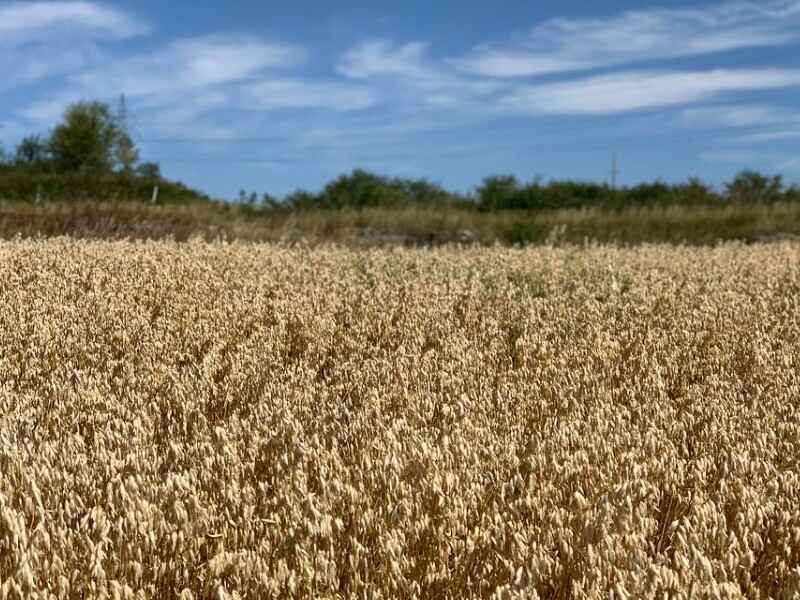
243,168,799,213
2,99,797,211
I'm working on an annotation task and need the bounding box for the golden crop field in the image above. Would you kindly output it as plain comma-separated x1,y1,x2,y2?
1,238,799,599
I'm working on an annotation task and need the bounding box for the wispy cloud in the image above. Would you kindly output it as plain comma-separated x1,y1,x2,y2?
679,105,791,127
501,69,800,115
0,2,147,89
0,1,148,41
68,34,305,98
700,150,763,163
243,79,376,111
734,130,800,143
19,32,373,138
338,40,431,79
677,104,800,144
699,149,800,173
337,39,500,109
454,0,800,77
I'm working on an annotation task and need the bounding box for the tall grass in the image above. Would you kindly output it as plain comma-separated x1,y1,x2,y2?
1,199,799,246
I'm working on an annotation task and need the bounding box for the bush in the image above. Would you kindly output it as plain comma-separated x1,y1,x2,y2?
476,175,522,211
272,170,464,211
0,171,209,204
725,171,784,204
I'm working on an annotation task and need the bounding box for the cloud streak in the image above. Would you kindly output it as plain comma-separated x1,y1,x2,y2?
454,0,800,77
501,69,800,115
679,105,791,128
72,34,305,98
0,2,148,90
19,33,374,138
337,39,501,112
0,1,148,41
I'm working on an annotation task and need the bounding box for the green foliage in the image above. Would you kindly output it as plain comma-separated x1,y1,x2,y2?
724,171,784,204
50,101,121,173
259,169,461,211
114,128,140,173
0,99,180,203
320,169,407,209
474,176,724,212
243,169,796,215
135,162,161,179
14,135,52,170
476,175,522,211
499,221,543,245
0,172,209,204
284,190,319,210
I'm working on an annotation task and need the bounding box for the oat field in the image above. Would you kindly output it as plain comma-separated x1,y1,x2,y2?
1,238,799,599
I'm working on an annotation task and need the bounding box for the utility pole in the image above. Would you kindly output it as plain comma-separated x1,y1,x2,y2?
611,153,619,190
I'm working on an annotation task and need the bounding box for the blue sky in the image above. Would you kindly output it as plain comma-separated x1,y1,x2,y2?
2,0,800,199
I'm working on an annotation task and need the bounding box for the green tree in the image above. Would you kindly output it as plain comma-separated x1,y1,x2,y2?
50,101,137,173
135,161,161,179
114,129,139,173
320,169,406,209
725,170,784,203
14,135,51,169
476,175,521,211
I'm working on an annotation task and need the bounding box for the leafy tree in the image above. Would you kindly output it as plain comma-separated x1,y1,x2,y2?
135,161,161,179
50,101,136,173
14,135,51,169
285,190,319,210
320,169,407,209
725,170,784,203
238,189,258,204
401,179,455,205
672,177,720,205
114,128,140,173
476,175,521,211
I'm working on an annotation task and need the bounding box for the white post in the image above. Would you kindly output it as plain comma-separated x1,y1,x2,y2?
35,184,41,204
151,186,159,204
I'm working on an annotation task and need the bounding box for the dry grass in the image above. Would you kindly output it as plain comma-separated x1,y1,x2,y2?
2,200,800,246
1,238,799,598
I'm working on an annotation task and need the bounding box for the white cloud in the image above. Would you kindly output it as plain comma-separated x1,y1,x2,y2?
501,69,800,115
678,105,800,145
0,1,148,41
699,150,763,163
18,34,307,125
70,34,304,98
168,36,303,86
454,0,800,77
19,90,89,124
0,2,147,88
679,105,794,127
336,39,501,112
699,149,800,173
732,129,800,143
245,79,376,111
17,32,375,143
0,44,102,90
778,157,800,170
338,40,430,79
